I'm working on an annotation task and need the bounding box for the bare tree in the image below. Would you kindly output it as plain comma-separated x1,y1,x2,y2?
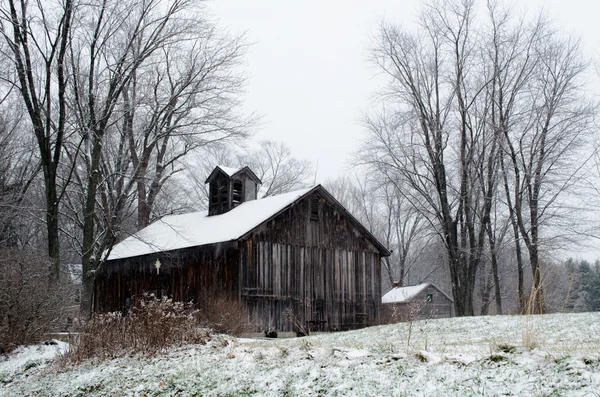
366,0,493,316
499,32,595,313
0,98,36,247
66,0,219,315
240,140,312,197
365,0,595,316
123,27,252,228
0,0,73,281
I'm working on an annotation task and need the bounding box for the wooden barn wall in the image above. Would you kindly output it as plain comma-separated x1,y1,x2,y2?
94,242,239,312
240,191,382,332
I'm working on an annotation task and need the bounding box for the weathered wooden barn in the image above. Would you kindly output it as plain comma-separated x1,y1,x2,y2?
381,283,453,322
94,165,390,333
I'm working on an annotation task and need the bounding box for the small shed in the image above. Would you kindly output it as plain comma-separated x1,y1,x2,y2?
381,283,453,322
94,165,390,334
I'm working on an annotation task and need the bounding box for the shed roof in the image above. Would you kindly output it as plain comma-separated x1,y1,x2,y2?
382,283,454,304
382,283,430,303
215,165,241,177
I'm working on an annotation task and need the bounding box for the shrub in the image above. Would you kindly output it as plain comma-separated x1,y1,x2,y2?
195,293,251,337
0,248,67,353
66,294,210,362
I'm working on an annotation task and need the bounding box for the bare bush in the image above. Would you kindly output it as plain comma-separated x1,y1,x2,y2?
195,294,251,337
380,300,426,324
67,294,210,362
0,249,67,353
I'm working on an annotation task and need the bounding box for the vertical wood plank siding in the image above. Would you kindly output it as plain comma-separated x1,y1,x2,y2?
94,242,239,312
240,192,381,332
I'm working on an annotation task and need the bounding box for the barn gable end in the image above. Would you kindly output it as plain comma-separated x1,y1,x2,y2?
239,189,385,332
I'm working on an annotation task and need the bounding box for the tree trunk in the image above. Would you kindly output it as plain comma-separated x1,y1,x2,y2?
137,181,151,228
485,223,503,315
80,134,104,317
479,265,493,315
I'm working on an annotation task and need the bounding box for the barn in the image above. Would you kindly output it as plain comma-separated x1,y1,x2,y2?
94,165,390,333
381,283,453,322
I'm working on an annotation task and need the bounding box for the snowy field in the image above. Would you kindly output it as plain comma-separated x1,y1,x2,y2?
1,312,600,396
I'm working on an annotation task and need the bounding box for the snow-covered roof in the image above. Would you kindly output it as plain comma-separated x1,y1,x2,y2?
108,187,314,261
204,165,262,185
382,283,430,304
216,165,242,177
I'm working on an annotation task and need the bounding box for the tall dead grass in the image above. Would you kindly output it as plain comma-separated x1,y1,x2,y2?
195,293,251,336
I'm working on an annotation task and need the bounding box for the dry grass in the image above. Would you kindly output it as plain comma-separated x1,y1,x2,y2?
195,293,251,336
64,293,251,363
522,283,545,350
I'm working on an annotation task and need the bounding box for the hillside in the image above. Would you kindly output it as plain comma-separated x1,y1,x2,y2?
2,312,600,396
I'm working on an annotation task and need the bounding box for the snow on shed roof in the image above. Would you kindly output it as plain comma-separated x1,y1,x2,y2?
107,187,314,261
382,283,430,304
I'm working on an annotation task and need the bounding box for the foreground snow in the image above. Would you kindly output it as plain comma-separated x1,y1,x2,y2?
2,313,600,396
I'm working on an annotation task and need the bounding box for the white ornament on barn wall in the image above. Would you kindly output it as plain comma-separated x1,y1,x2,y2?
155,259,161,275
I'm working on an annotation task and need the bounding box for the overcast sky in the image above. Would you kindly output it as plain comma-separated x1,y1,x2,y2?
207,0,599,180
206,0,600,260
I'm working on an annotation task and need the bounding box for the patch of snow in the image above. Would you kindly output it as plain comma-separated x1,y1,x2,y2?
0,341,68,385
345,349,371,358
108,187,314,260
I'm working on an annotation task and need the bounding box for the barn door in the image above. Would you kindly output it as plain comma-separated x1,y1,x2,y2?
308,247,327,332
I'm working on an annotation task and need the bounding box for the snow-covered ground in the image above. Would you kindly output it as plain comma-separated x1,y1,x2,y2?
2,312,600,396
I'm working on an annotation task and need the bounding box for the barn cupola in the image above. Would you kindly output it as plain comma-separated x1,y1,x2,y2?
205,165,262,216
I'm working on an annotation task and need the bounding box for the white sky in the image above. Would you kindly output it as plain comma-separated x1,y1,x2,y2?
207,0,599,180
207,0,600,261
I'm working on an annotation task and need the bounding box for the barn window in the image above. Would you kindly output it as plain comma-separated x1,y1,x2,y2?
219,179,228,205
232,180,242,205
210,181,218,202
310,196,319,220
426,293,433,302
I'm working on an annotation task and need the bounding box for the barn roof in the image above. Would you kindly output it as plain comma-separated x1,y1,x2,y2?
107,185,390,261
108,187,313,260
